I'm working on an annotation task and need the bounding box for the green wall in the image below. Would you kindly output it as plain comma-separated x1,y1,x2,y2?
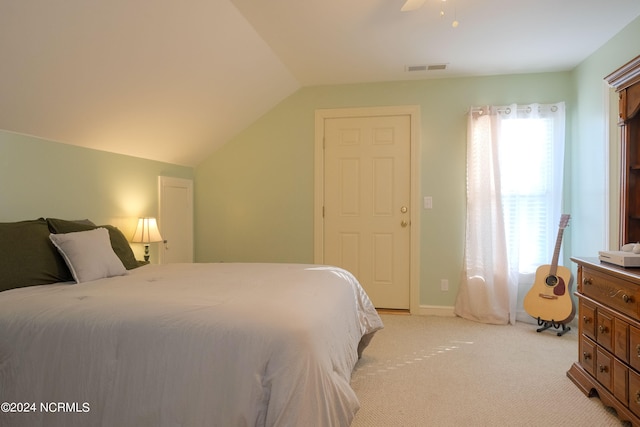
0,130,193,259
195,73,575,308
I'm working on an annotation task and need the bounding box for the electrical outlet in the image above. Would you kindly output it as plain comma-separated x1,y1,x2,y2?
440,279,449,291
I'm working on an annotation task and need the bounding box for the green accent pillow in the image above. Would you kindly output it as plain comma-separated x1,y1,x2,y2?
0,218,73,292
46,218,141,270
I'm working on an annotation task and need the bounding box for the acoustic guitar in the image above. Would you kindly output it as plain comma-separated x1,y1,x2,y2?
523,214,574,324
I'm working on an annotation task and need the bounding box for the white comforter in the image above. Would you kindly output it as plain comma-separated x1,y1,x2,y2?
0,263,383,427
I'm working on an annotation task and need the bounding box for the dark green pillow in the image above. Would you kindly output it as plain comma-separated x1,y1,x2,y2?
0,218,73,292
46,218,141,270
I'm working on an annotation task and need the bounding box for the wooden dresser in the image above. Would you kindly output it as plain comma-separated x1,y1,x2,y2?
568,256,640,426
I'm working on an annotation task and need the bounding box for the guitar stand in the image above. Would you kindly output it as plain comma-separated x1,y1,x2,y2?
535,317,571,336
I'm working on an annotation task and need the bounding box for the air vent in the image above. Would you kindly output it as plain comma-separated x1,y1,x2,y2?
405,64,448,72
406,65,428,72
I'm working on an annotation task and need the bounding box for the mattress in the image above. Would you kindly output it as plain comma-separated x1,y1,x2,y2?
0,262,383,427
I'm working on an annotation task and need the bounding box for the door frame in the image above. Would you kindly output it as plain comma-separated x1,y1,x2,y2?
314,105,421,314
158,176,194,264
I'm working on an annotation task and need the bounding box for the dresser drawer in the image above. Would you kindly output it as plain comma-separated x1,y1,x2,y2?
596,307,615,352
630,326,640,372
580,299,597,340
596,347,613,391
582,267,640,319
630,369,640,418
579,335,596,376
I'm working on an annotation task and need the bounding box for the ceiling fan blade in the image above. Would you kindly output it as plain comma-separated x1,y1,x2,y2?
400,0,426,12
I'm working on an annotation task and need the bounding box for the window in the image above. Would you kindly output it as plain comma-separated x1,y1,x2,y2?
500,115,563,273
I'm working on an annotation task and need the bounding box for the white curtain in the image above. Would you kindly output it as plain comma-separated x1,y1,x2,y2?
454,103,566,325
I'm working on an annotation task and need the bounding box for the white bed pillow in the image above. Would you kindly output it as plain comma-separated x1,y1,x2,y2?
49,227,127,283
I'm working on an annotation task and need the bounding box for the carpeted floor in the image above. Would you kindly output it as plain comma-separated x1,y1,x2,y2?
350,314,628,426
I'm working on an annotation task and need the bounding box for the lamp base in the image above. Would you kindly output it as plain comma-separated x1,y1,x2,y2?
144,244,150,262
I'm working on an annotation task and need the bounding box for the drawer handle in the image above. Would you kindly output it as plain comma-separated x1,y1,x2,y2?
582,351,592,361
583,278,593,286
637,344,640,358
599,365,609,373
623,294,633,303
636,391,640,405
598,325,609,334
582,316,592,324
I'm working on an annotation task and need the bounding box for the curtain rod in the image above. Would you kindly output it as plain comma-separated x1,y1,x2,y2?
469,104,560,115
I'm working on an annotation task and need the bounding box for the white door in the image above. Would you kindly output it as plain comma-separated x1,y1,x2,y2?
158,176,194,263
322,114,412,309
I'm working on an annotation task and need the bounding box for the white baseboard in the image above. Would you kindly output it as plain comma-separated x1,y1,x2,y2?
416,305,456,316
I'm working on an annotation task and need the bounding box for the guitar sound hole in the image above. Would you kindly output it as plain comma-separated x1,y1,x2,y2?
546,275,559,287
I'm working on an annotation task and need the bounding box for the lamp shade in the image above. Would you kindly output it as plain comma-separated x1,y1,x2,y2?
131,217,163,243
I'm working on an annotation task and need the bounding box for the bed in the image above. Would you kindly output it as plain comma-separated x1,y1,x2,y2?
0,218,383,427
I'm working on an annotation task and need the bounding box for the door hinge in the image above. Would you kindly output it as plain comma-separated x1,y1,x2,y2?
322,206,325,218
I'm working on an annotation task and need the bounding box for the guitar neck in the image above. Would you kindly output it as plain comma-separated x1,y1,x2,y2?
549,228,565,276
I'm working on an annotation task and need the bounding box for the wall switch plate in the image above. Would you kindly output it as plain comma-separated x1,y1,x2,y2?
424,196,433,209
440,279,449,291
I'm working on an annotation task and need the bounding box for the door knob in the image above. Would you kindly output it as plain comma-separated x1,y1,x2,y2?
401,220,409,228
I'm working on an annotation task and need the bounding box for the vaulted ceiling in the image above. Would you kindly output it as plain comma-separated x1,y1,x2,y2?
1,0,640,166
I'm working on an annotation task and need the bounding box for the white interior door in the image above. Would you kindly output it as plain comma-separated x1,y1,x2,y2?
158,176,194,263
322,115,412,309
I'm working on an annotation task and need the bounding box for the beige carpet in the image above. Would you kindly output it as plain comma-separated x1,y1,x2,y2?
350,314,628,427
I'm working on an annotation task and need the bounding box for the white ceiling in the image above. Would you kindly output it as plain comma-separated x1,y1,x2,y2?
1,0,640,166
